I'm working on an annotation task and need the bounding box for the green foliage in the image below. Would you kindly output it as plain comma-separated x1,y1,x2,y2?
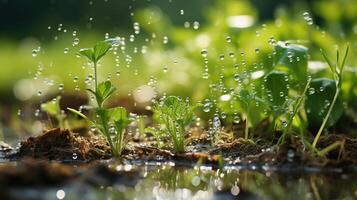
312,45,349,148
87,81,116,107
153,96,196,152
274,42,308,82
68,40,131,157
264,70,289,114
41,96,64,128
305,78,343,129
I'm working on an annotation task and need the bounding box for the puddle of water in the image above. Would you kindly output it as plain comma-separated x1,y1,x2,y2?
3,160,357,200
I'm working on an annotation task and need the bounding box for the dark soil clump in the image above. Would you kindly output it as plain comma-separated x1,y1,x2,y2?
209,139,262,158
15,128,111,161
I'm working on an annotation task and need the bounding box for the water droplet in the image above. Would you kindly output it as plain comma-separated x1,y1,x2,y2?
219,54,225,60
226,36,232,43
191,176,200,186
203,100,211,112
163,36,169,44
163,66,168,73
231,184,240,196
72,38,80,46
59,84,64,91
282,120,287,128
56,189,66,200
308,87,315,95
233,114,241,123
254,48,260,54
201,49,208,57
133,22,140,34
287,149,295,162
64,48,69,54
72,152,78,160
73,76,79,83
193,21,200,30
32,49,38,57
180,9,184,15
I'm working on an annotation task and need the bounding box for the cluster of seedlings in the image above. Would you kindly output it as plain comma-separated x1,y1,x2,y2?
18,39,353,168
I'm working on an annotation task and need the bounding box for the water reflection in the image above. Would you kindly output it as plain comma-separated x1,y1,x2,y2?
30,164,357,200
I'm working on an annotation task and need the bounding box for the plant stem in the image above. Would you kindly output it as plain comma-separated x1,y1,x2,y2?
94,62,98,93
244,117,249,140
278,78,311,145
312,88,340,148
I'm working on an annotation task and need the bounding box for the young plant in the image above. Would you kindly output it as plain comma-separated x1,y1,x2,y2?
235,89,265,140
68,40,131,157
41,96,65,128
153,96,195,153
277,78,311,145
311,45,349,148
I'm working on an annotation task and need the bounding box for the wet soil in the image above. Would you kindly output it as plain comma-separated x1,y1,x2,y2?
6,128,357,168
1,129,357,199
14,128,111,161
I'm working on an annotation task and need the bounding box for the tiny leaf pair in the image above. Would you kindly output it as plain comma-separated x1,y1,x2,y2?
79,41,112,64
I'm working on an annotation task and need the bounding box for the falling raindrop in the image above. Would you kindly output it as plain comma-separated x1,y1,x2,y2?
72,152,78,160
73,38,80,46
193,21,200,30
226,36,232,43
64,48,69,54
32,48,39,57
201,49,208,57
308,87,315,95
163,36,169,44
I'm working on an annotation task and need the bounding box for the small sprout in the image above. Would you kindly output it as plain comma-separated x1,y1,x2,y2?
68,39,131,157
312,45,349,148
153,96,196,153
278,78,311,145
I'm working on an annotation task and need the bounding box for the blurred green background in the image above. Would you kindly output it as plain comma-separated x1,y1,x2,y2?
0,0,356,134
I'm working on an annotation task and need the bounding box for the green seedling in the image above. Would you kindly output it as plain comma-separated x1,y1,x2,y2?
137,115,146,140
153,96,195,153
311,45,349,148
41,96,65,128
236,89,265,140
278,78,311,145
145,127,165,148
68,39,132,157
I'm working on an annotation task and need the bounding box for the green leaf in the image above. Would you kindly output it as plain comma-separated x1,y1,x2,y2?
321,49,335,74
41,97,61,117
96,81,116,105
79,48,94,63
108,106,128,122
238,89,251,105
110,107,131,135
305,78,343,130
93,41,112,63
274,42,308,81
78,40,112,64
265,70,289,111
67,108,94,124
